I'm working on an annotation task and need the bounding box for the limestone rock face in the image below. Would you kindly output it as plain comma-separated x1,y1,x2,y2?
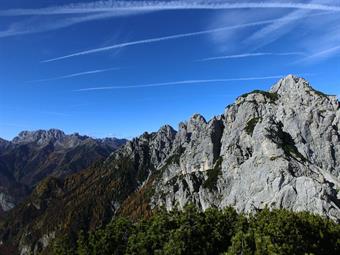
270,76,340,177
151,75,340,221
174,114,224,174
0,192,15,212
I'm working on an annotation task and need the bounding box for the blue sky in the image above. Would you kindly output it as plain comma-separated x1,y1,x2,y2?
1,0,340,140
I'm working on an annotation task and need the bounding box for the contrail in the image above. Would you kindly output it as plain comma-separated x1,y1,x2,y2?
0,11,142,38
197,52,306,61
1,1,340,16
27,67,120,83
300,45,340,63
74,75,286,92
1,1,338,39
42,15,319,63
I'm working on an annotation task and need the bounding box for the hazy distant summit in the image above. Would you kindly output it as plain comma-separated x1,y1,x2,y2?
0,129,127,214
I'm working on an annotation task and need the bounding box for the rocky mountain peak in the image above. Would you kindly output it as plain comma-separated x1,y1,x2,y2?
270,74,310,94
0,129,127,215
187,114,207,132
11,129,97,150
189,113,207,123
0,138,10,149
13,129,66,145
267,75,339,114
270,74,337,100
157,125,177,138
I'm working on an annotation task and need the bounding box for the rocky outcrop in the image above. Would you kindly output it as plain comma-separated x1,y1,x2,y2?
0,193,15,212
0,138,11,151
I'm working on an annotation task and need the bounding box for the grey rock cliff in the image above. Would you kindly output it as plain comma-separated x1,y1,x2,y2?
151,75,340,221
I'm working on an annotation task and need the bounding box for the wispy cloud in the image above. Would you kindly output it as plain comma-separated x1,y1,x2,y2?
242,0,340,58
74,75,286,92
2,1,339,63
298,45,340,63
0,12,135,38
202,1,340,63
295,10,340,63
244,8,309,49
27,67,120,83
1,1,339,39
197,52,306,61
243,0,338,50
42,15,315,63
1,1,340,16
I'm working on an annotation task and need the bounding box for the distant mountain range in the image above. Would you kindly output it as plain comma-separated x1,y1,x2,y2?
1,75,340,254
0,129,127,215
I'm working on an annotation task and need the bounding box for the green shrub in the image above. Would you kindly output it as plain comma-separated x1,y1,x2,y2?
245,117,261,136
239,90,279,103
203,157,223,191
54,207,340,255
